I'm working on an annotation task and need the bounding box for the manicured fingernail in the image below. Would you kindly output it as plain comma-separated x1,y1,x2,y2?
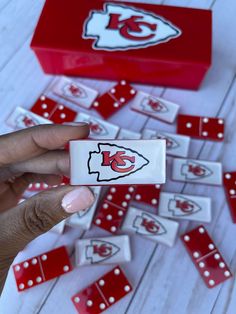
62,122,89,126
62,187,95,213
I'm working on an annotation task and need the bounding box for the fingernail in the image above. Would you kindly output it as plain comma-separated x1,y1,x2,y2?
62,187,95,213
62,122,89,126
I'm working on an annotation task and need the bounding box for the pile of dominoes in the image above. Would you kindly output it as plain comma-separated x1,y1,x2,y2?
8,77,234,313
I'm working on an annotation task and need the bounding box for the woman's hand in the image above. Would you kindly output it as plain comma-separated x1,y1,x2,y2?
0,124,95,293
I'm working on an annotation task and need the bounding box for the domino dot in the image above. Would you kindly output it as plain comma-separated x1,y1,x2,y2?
214,253,220,260
202,131,208,136
155,185,160,189
28,280,33,287
184,235,190,242
63,265,69,272
31,258,38,265
40,95,46,101
121,80,126,85
120,97,125,103
107,215,112,221
87,300,93,307
218,119,224,124
199,262,205,268
43,112,49,118
114,102,119,108
135,194,141,201
93,101,99,107
124,285,131,292
114,268,120,275
42,103,47,109
15,265,21,272
109,297,115,303
151,199,158,205
204,271,210,277
129,187,135,192
186,122,192,128
41,254,47,261
122,201,128,207
225,173,231,179
230,189,235,195
99,303,106,310
193,252,200,258
95,219,101,225
218,133,223,138
219,262,225,268
130,89,136,95
203,117,209,123
35,183,41,188
19,283,25,290
60,113,66,119
224,271,231,277
58,105,64,110
23,262,29,268
111,187,116,193
28,184,32,188
99,279,105,286
74,297,80,303
198,227,205,234
103,203,109,209
125,194,131,200
107,194,112,201
118,210,124,216
111,226,117,232
209,280,215,286
110,88,116,94
208,244,215,250
36,277,42,283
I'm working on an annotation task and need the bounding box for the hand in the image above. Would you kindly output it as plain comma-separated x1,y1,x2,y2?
0,124,95,293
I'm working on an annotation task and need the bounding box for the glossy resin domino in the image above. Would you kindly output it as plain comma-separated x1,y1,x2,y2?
75,112,119,140
181,226,232,288
52,76,98,108
75,235,131,266
6,106,52,129
67,186,101,229
223,172,236,223
131,91,179,123
70,140,166,185
158,192,211,222
172,158,222,185
122,207,179,247
142,128,190,157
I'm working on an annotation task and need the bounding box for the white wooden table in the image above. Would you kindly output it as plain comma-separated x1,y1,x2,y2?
0,0,236,313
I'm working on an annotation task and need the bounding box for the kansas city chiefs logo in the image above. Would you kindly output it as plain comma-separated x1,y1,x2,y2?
155,133,179,150
83,3,181,51
80,117,108,137
168,195,201,217
141,97,168,114
88,143,149,182
181,161,213,180
63,83,87,99
133,212,166,236
86,240,120,264
16,114,38,128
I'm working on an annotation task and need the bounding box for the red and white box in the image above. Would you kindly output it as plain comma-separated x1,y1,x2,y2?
52,76,98,109
181,226,232,288
223,172,236,223
75,235,131,266
31,0,212,90
131,92,179,123
70,140,166,185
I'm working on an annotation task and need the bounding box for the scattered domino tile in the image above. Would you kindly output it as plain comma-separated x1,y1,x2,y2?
31,95,77,123
172,158,222,186
131,91,179,123
181,226,232,288
50,220,66,234
223,172,236,223
117,128,142,140
6,106,52,129
13,246,72,292
132,184,161,208
75,112,119,139
75,235,131,266
52,76,98,109
70,140,166,185
177,114,224,141
67,186,101,230
158,192,211,222
142,128,190,157
94,185,136,234
71,266,132,313
122,207,179,247
92,80,137,119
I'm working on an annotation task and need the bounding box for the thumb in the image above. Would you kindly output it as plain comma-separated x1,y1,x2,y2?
0,185,95,264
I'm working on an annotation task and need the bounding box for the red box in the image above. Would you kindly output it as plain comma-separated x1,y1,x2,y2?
31,0,212,90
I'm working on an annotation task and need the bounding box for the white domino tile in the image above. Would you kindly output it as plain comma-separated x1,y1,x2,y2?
117,128,142,140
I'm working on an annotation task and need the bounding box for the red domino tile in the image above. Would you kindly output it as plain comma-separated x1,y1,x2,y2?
223,172,236,223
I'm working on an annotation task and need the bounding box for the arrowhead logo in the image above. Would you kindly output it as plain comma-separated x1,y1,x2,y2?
88,143,149,182
141,97,168,114
63,83,87,99
16,114,38,128
155,133,179,150
181,161,213,180
89,119,108,137
168,195,201,217
83,3,181,51
133,212,166,236
86,240,120,264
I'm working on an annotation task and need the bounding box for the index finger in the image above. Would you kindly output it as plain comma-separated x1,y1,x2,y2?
0,123,89,166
